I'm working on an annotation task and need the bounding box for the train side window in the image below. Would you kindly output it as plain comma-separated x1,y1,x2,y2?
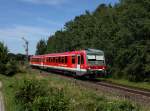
65,56,67,64
78,56,81,64
55,58,57,63
53,57,55,63
62,57,64,63
59,57,61,63
81,55,84,64
72,56,75,64
56,58,58,63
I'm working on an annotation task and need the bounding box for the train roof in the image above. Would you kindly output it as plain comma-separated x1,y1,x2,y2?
85,48,104,53
31,49,104,58
44,50,85,57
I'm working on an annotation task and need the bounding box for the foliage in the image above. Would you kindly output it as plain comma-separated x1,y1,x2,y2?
5,60,19,76
8,53,26,61
0,42,8,63
0,42,8,74
36,39,47,55
36,0,150,82
0,42,19,76
96,100,139,111
1,72,143,111
15,78,70,111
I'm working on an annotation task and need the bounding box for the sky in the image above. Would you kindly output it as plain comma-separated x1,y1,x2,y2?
0,0,118,55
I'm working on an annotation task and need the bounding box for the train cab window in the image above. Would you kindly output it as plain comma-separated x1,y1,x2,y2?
65,56,67,64
81,55,84,64
72,56,75,64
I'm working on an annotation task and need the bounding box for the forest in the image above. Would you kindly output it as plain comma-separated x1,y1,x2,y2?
36,0,150,82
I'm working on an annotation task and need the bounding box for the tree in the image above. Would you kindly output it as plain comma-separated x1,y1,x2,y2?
36,0,150,82
0,42,8,74
0,42,20,76
36,39,47,55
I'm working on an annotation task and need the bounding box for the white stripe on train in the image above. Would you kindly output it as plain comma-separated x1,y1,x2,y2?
30,64,87,72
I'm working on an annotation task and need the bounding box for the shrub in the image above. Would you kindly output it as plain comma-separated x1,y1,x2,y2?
5,60,19,76
15,78,70,111
96,101,139,111
15,79,48,110
32,88,70,111
0,62,7,74
0,42,19,76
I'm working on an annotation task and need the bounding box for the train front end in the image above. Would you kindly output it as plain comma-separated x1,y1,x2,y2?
85,49,107,78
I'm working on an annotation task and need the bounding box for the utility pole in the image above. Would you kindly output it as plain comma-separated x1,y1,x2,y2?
22,37,29,62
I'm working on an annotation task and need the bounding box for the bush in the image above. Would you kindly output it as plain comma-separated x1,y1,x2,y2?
5,60,19,76
96,101,139,111
0,62,7,74
0,42,19,76
15,79,48,109
15,78,70,111
32,88,70,111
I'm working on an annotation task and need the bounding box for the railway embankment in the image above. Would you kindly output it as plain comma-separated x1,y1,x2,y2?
0,69,149,111
102,78,150,92
35,69,150,109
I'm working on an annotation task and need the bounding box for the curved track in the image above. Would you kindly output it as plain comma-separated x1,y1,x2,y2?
33,69,150,106
94,81,150,97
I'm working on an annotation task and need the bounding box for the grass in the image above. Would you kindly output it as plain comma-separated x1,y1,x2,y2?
0,70,149,111
103,78,150,91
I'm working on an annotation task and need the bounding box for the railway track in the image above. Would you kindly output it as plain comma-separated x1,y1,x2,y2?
33,69,150,105
77,79,150,106
94,81,150,97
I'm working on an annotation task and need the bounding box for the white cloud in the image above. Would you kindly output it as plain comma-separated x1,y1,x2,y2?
20,0,67,5
0,25,50,40
37,17,64,28
0,25,53,54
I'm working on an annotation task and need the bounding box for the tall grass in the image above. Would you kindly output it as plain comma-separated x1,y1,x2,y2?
0,72,143,111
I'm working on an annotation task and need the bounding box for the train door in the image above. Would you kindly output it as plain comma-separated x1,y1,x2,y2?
41,58,44,67
76,55,81,75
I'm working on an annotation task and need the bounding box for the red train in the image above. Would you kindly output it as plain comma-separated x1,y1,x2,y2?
30,49,107,78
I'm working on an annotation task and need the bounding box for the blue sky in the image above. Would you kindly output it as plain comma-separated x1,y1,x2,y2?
0,0,118,55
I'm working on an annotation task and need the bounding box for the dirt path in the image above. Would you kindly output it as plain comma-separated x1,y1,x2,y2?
0,82,4,111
